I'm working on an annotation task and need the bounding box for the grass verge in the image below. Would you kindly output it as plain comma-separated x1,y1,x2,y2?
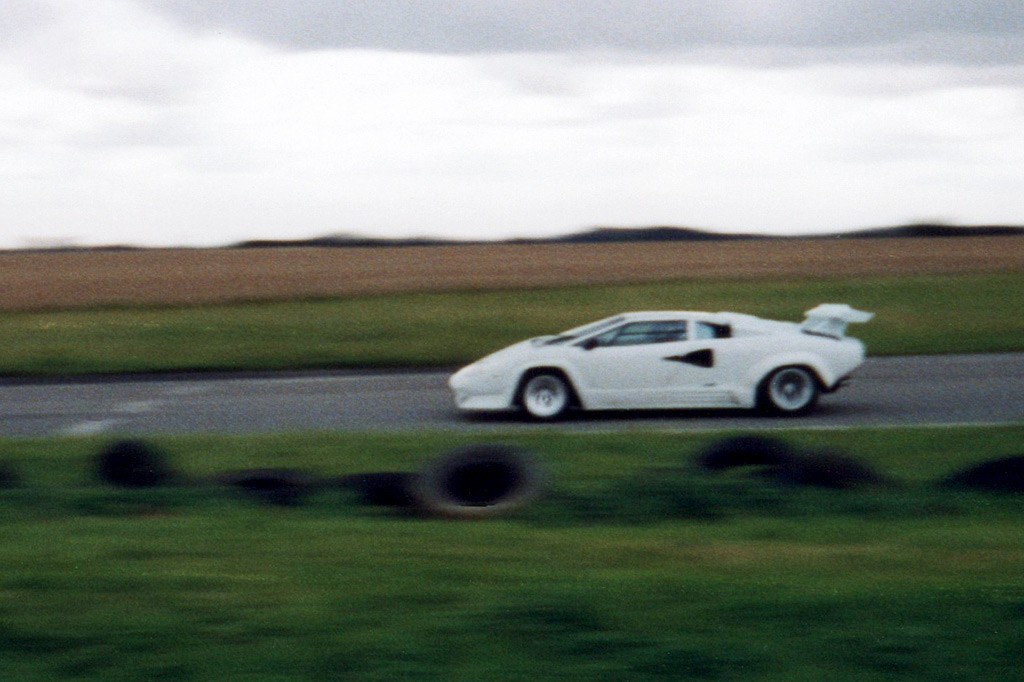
1,272,1022,376
1,426,1022,680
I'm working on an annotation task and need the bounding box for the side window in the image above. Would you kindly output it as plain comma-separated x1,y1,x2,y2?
597,321,688,347
695,322,732,340
590,327,622,347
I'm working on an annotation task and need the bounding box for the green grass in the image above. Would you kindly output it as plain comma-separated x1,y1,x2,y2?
1,272,1022,376
1,426,1023,680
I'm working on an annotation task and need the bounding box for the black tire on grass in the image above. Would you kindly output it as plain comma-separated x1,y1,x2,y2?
95,439,174,488
696,435,795,471
0,462,20,489
770,449,889,490
940,456,1024,493
413,445,547,519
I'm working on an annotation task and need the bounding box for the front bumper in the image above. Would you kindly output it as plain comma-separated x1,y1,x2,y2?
448,369,515,412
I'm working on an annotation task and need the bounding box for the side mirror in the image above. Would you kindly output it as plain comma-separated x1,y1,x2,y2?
580,338,599,351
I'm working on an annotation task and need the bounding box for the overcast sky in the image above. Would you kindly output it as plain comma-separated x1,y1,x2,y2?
3,1,1024,248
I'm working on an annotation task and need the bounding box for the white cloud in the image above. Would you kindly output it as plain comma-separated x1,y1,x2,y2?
1,0,1022,248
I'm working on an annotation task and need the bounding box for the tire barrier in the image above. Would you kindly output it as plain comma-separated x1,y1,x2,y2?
95,439,175,488
83,436,1023,525
215,468,319,506
940,456,1024,493
412,445,547,519
86,439,545,517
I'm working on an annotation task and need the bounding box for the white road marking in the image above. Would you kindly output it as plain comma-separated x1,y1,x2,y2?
119,400,161,414
61,419,121,436
56,399,162,436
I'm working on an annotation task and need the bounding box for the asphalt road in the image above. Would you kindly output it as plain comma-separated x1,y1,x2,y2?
0,354,1021,438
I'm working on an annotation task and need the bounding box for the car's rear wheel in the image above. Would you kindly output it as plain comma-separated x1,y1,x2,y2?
520,373,571,420
759,366,819,416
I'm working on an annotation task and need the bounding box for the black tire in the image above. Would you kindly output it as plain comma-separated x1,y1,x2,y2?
519,372,572,420
412,445,547,519
940,456,1024,493
95,439,174,488
696,435,796,471
771,449,889,490
0,462,20,489
757,366,820,416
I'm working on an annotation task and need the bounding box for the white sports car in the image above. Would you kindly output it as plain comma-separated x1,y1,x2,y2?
449,304,873,419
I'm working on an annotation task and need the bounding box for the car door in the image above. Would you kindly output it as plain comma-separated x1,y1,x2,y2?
570,320,692,408
658,321,737,407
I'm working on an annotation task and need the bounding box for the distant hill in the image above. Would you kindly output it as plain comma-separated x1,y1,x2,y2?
836,224,1024,239
233,226,762,248
7,223,1022,254
232,224,1024,249
526,226,761,244
234,235,453,249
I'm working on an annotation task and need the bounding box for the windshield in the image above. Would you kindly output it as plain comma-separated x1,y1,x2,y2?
546,315,626,344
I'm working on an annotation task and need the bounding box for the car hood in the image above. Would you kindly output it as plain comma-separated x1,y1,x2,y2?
457,337,554,374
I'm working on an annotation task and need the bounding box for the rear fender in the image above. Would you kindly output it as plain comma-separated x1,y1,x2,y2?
746,354,835,392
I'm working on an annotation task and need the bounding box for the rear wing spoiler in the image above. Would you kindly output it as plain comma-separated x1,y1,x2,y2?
801,304,874,339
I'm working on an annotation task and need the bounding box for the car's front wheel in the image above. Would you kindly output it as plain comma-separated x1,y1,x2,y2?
759,366,820,416
520,373,572,420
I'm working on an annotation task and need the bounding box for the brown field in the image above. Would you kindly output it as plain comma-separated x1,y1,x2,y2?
1,236,1022,312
